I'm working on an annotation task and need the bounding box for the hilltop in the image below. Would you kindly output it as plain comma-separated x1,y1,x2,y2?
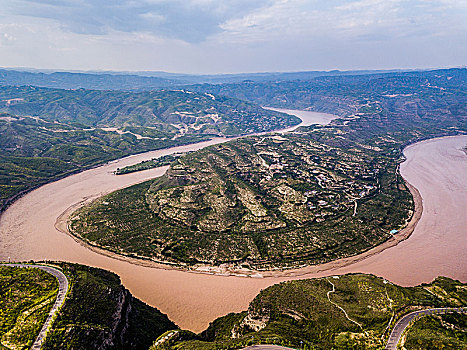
69,68,467,269
0,263,176,350
160,274,467,349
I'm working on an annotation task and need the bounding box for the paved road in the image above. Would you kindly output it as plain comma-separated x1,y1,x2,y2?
1,263,69,349
385,306,467,350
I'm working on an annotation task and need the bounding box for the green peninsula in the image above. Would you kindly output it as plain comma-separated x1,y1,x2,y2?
70,131,412,268
68,68,467,269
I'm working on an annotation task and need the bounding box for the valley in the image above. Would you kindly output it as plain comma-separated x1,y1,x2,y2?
0,108,466,331
2,1,466,348
0,69,466,344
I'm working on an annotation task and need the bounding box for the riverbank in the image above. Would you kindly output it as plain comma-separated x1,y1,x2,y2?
55,179,422,279
1,117,465,332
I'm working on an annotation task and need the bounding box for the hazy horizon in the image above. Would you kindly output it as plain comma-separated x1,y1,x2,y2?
1,65,460,76
1,0,466,74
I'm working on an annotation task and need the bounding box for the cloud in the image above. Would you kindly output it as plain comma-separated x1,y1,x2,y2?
217,0,466,43
0,0,465,73
3,0,273,43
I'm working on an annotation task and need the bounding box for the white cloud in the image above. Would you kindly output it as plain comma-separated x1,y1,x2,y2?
0,0,465,73
1,0,273,42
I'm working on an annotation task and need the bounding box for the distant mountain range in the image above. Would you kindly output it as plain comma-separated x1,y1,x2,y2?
0,69,178,91
0,67,407,91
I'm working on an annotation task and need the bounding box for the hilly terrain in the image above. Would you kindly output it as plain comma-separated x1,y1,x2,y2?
3,266,465,350
0,87,298,213
0,263,176,350
189,68,467,118
0,86,298,133
0,69,179,91
0,68,397,91
69,68,467,269
155,274,466,349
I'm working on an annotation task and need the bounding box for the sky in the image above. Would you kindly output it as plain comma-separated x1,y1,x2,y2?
0,0,466,74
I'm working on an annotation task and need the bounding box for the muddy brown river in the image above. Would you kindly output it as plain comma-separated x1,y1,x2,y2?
1,110,466,332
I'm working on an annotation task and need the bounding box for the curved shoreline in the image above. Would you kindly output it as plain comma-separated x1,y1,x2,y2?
2,112,466,332
55,145,423,280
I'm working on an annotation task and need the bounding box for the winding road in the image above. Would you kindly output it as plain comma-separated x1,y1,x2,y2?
0,116,466,331
1,263,69,350
241,307,467,350
385,307,467,350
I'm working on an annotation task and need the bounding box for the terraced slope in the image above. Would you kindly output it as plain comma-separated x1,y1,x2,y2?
70,131,413,267
0,265,58,350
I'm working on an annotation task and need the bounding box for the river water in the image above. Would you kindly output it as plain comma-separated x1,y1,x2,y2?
1,110,466,332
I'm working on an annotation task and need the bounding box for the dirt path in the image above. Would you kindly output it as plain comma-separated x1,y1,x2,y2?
1,127,465,332
326,278,363,329
0,263,69,349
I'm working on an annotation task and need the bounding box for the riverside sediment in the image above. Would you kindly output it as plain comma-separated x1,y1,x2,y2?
1,111,466,332
54,179,422,279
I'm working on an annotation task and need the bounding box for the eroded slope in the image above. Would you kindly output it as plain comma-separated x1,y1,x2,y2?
70,131,413,268
162,274,467,349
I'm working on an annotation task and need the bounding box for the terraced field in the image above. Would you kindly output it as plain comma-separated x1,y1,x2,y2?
70,131,413,268
0,265,58,349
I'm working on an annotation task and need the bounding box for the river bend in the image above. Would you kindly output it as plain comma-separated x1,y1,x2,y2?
1,111,466,331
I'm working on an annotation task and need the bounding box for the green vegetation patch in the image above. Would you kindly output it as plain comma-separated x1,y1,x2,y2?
115,153,186,175
404,312,467,350
43,263,176,350
0,266,58,350
164,274,467,350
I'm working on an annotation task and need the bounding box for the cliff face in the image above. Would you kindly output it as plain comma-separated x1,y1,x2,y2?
170,275,467,350
42,263,176,350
